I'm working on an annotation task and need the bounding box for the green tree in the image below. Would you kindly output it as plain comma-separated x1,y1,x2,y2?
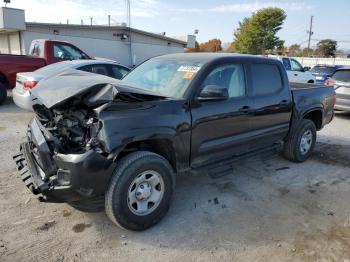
234,8,286,54
315,39,337,57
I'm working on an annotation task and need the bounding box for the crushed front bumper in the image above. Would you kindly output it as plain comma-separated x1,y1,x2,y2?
13,117,116,203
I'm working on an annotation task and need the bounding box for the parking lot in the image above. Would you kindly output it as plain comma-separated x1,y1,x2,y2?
1,96,350,262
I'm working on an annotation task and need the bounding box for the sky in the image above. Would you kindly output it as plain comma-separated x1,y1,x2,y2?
7,0,350,50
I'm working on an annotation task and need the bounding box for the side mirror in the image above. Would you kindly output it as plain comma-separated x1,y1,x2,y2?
303,66,311,72
198,85,229,101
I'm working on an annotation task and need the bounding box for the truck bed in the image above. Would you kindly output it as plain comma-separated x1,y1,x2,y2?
290,82,335,129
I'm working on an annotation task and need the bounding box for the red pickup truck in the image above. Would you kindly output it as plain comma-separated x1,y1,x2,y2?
0,39,91,105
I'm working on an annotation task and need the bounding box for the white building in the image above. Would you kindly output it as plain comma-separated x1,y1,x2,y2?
0,7,194,67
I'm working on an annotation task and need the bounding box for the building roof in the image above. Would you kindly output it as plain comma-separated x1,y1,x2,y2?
25,22,187,46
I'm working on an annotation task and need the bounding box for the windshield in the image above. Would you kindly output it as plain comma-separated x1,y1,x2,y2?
122,58,204,98
35,62,72,76
311,66,335,75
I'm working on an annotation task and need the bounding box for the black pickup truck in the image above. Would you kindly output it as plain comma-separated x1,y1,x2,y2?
13,53,335,230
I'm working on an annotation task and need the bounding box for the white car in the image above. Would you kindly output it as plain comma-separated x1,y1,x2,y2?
269,56,316,84
13,59,130,111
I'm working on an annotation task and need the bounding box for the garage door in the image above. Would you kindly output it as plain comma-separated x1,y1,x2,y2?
0,32,21,55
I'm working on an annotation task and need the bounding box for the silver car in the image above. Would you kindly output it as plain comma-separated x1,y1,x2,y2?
13,59,130,110
325,67,350,111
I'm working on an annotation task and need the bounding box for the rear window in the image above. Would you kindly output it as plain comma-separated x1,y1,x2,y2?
281,58,291,71
251,64,283,96
29,41,44,57
332,70,350,82
311,66,335,75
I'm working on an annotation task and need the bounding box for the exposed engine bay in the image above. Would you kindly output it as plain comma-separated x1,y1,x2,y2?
32,104,100,154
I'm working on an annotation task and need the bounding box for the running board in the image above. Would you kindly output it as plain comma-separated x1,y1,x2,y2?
193,143,282,179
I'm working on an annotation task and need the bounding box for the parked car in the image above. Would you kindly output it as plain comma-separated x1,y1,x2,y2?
0,39,92,105
13,59,130,111
325,67,350,111
310,64,343,84
13,53,335,231
269,56,316,84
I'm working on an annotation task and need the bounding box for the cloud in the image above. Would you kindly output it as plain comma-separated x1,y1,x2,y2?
9,0,159,24
172,1,314,14
211,2,314,13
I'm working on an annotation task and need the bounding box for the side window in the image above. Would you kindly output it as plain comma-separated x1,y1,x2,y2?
251,64,283,96
291,59,303,72
53,43,86,60
90,65,109,76
78,65,93,73
282,58,291,71
109,65,130,79
30,43,41,56
202,64,245,98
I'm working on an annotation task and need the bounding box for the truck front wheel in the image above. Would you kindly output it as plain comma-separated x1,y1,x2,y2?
283,119,316,162
105,151,175,231
0,83,7,105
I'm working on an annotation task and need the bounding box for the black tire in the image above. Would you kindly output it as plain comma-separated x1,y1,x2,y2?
0,83,7,105
68,196,105,213
105,151,175,231
283,119,316,162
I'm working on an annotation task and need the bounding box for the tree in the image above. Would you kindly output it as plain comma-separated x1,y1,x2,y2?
186,41,200,52
199,38,222,52
315,39,337,57
226,42,236,52
287,44,301,56
234,8,286,54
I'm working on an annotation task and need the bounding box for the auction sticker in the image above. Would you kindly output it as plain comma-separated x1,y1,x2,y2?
183,72,195,79
177,65,201,73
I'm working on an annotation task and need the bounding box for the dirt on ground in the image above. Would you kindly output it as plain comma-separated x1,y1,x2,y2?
1,98,350,262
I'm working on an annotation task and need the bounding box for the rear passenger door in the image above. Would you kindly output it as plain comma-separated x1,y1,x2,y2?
281,57,297,82
248,63,292,150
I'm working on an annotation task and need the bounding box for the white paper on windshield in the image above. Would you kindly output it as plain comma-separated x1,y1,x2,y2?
177,66,201,73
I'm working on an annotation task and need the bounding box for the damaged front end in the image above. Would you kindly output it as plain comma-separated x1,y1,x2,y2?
13,70,165,203
13,105,116,203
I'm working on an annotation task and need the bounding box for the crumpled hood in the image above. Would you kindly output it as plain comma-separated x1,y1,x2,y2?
31,69,166,109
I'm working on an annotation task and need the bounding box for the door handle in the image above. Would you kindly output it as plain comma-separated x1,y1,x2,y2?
279,100,288,105
238,105,252,113
294,73,298,76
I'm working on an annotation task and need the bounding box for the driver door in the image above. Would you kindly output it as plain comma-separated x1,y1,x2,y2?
190,63,254,167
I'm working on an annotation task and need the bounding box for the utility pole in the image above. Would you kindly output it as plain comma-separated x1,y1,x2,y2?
307,16,314,57
125,0,133,67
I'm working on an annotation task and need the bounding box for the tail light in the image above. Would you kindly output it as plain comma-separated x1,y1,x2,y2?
324,79,335,86
23,81,38,90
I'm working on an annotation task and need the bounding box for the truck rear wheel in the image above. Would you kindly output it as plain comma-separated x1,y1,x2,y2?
0,83,7,105
283,119,316,162
105,151,175,231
